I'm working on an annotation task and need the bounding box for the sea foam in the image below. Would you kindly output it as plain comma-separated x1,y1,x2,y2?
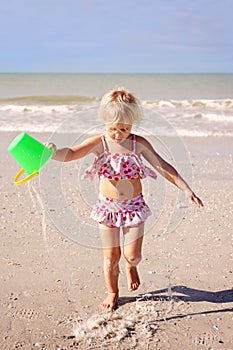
0,97,233,136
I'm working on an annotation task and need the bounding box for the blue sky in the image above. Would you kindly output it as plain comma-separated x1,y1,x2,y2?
1,0,232,73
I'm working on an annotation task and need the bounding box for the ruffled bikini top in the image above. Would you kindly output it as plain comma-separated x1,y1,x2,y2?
83,134,157,181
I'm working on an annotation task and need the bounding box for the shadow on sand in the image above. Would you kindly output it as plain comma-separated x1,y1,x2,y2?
118,285,233,309
117,286,233,323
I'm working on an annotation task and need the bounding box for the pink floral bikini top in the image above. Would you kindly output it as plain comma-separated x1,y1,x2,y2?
83,134,157,181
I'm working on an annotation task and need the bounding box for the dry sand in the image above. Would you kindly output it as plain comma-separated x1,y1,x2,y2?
1,132,233,349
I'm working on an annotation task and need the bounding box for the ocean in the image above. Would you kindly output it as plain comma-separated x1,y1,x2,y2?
0,73,233,137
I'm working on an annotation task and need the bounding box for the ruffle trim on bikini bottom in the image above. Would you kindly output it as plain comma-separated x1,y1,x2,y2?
91,194,152,228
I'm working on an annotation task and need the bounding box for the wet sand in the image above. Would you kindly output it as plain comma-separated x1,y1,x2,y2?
1,132,233,349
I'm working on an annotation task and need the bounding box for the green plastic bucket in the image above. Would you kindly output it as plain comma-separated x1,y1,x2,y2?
8,132,54,185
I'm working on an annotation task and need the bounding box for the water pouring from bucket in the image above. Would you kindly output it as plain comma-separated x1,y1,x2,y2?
8,132,54,185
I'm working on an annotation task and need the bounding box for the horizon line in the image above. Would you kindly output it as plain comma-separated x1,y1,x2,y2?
0,71,232,75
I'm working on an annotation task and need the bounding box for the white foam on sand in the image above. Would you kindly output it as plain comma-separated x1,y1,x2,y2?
72,292,179,348
73,302,158,346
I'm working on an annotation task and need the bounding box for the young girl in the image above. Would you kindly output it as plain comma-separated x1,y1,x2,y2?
50,88,203,311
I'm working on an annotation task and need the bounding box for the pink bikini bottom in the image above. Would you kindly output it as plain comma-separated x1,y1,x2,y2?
91,193,151,228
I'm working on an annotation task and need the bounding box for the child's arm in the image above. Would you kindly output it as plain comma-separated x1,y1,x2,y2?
139,136,203,208
48,136,101,162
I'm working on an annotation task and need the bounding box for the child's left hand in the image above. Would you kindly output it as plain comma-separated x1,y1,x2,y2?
189,192,204,208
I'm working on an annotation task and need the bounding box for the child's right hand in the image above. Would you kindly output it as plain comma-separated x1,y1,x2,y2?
45,142,57,155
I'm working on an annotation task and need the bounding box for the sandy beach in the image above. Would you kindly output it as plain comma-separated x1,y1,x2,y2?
1,131,233,349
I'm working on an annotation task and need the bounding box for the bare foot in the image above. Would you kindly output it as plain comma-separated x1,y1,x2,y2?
101,292,118,311
126,266,140,291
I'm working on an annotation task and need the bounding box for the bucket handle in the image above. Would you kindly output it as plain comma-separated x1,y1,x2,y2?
14,168,39,185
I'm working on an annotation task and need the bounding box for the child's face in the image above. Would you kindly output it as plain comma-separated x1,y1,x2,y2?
105,123,132,143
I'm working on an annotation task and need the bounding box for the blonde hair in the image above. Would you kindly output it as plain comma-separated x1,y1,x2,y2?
99,88,143,125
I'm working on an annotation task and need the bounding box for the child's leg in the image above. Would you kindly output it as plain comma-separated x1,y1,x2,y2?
99,224,121,311
122,223,144,291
